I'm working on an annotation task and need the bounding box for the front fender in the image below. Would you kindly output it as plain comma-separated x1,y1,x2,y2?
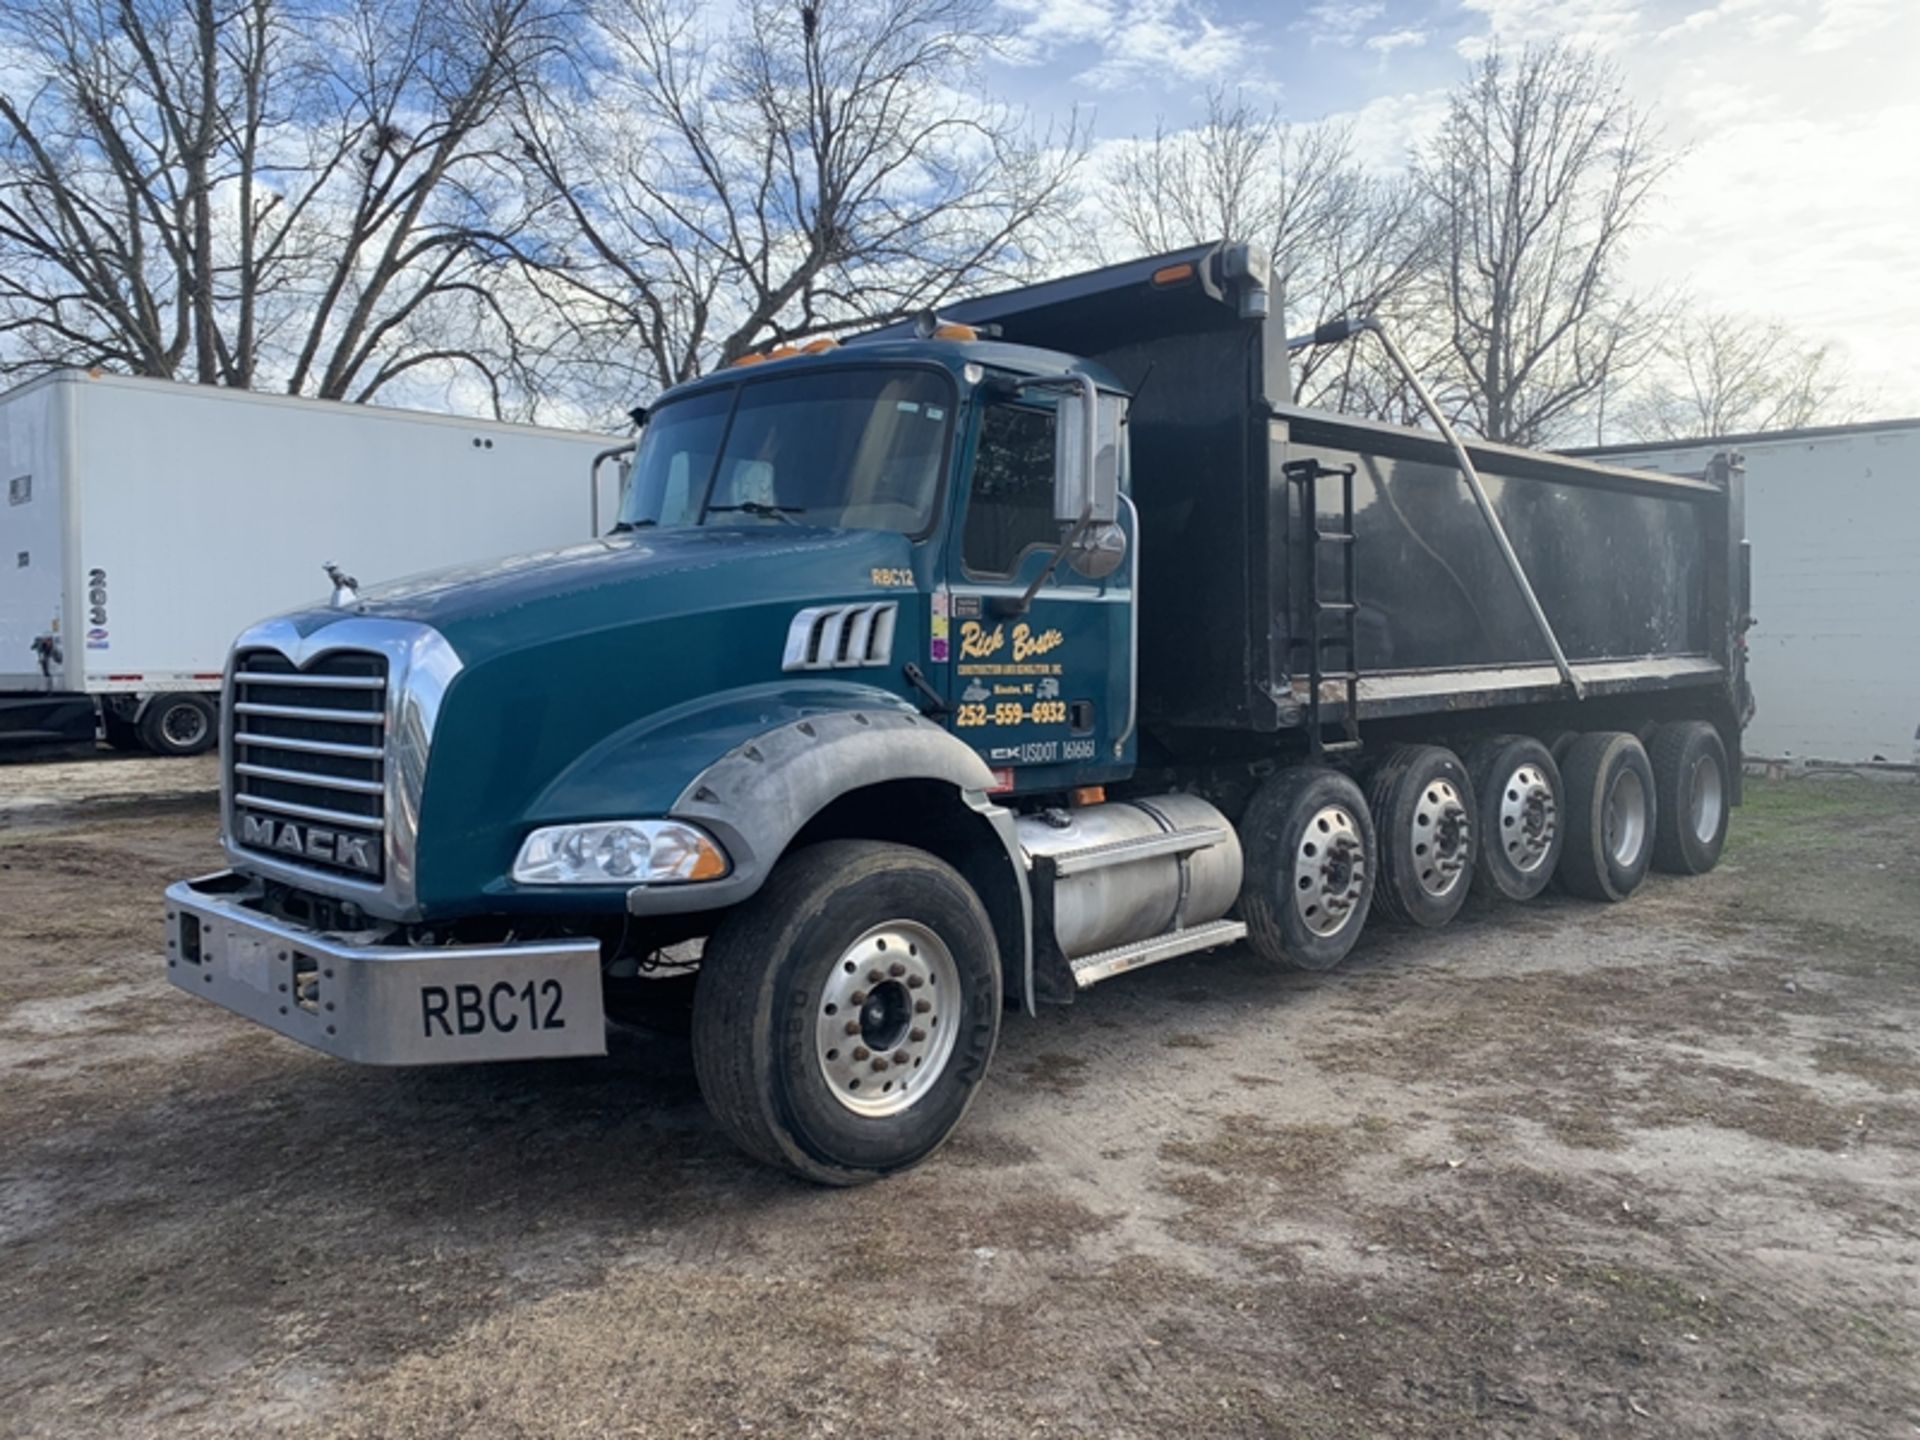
613,704,997,917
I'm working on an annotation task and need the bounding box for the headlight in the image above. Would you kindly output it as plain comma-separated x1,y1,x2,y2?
512,820,729,886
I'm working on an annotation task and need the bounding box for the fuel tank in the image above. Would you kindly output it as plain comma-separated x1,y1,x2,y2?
1015,792,1241,960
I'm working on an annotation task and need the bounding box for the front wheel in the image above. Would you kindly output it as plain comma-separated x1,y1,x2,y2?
691,840,1002,1185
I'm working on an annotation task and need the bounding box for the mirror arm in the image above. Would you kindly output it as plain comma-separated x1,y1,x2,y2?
991,502,1095,618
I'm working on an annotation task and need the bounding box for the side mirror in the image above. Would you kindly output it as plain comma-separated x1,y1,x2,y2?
1054,380,1123,526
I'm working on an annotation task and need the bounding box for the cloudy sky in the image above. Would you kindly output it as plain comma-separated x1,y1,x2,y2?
988,0,1920,416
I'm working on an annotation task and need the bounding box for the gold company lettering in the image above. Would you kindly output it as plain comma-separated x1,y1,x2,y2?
1012,624,1063,661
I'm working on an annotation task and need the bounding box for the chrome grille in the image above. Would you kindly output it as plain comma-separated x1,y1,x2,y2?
229,650,388,883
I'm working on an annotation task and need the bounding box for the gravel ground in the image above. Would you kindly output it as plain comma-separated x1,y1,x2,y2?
1,753,1917,1438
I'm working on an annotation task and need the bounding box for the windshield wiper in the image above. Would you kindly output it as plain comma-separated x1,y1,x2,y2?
706,501,806,526
607,519,656,534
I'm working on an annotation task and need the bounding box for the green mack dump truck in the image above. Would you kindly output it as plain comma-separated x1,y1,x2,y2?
165,242,1751,1183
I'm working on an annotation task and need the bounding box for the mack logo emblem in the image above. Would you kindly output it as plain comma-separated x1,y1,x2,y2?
240,813,378,873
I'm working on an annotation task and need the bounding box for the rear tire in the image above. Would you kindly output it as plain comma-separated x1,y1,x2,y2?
1650,721,1730,875
1237,766,1376,970
1367,745,1475,928
138,694,217,757
1558,732,1657,902
1466,734,1564,902
691,840,1001,1185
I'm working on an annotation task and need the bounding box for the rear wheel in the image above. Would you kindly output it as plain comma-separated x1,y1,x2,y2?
138,694,216,756
1559,732,1657,902
1650,721,1730,874
1467,734,1564,901
1237,765,1376,970
691,840,1001,1185
1367,745,1475,927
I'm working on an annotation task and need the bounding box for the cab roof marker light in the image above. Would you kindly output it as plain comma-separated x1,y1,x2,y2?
1151,262,1195,287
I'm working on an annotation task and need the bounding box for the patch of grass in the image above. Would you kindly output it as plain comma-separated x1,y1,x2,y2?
1724,776,1917,858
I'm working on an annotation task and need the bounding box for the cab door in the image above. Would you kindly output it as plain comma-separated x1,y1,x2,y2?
941,388,1134,789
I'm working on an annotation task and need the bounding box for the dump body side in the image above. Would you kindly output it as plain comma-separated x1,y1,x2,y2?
880,241,1746,750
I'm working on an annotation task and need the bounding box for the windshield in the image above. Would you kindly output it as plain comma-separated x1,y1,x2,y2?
618,368,953,533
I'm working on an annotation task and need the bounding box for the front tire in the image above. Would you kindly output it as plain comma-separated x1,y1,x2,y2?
1559,732,1657,902
1237,765,1377,970
691,841,1002,1185
1650,721,1730,874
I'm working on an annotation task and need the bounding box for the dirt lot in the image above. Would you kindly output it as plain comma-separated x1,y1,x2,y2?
2,752,1916,1438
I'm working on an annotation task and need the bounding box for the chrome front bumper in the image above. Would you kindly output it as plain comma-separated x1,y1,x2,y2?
164,873,607,1065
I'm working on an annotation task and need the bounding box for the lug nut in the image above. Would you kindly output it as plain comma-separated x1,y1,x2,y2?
844,1020,860,1035
868,969,885,983
914,999,931,1014
893,1049,910,1064
888,962,906,978
909,1027,926,1042
907,976,924,990
871,1058,889,1073
850,989,867,1005
852,1046,871,1061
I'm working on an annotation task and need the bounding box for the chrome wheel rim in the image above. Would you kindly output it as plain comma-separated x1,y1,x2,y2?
815,920,960,1117
1412,778,1471,899
1294,804,1366,937
1500,763,1557,874
1690,754,1724,845
1606,769,1649,867
161,703,208,749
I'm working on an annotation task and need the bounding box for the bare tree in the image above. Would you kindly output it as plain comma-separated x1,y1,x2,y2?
1103,89,1433,414
1417,42,1671,445
1619,311,1864,440
0,0,569,411
514,0,1084,408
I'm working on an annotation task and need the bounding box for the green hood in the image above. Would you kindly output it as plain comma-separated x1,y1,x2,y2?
335,525,929,914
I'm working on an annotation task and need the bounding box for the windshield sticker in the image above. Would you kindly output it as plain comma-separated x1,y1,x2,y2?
926,406,945,421
895,401,921,414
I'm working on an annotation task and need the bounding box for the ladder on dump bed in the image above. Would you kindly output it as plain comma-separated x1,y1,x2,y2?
1284,457,1362,758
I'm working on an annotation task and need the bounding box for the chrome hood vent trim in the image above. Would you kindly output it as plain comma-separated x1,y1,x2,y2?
782,602,898,671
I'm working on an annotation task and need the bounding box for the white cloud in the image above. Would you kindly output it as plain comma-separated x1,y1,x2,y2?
996,0,1258,90
1455,0,1648,53
1291,2,1386,47
1365,27,1429,55
1806,0,1904,50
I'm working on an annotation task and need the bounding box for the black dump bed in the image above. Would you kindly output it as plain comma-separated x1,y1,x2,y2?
911,242,1748,744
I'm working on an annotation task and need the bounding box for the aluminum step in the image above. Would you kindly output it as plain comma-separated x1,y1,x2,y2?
1044,824,1231,878
1070,919,1249,988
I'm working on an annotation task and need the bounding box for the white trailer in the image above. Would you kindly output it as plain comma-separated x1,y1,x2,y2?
1574,418,1920,768
1,369,625,754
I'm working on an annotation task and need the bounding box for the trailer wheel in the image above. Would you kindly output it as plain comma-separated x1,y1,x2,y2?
691,840,1001,1185
1558,732,1657,902
1466,735,1563,901
1366,745,1475,927
138,694,217,757
1541,730,1579,768
1650,721,1730,875
1237,766,1376,970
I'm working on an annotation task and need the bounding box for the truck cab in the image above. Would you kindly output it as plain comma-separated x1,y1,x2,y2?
166,242,1749,1183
